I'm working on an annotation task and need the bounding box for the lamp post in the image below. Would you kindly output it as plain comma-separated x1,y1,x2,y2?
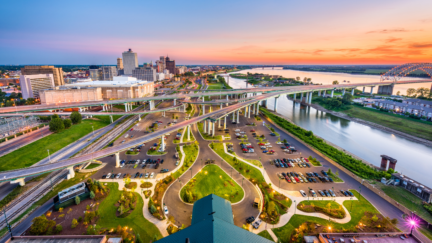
294,200,296,214
47,149,51,162
92,126,95,137
350,198,353,213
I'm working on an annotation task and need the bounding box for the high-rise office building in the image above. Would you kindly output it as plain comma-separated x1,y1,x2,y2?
89,65,102,81
20,74,55,99
165,56,176,76
89,66,118,81
132,66,156,81
159,56,165,70
117,58,124,70
21,66,64,86
155,60,163,72
122,49,138,75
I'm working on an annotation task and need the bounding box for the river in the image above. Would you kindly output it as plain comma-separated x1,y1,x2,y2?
220,69,432,187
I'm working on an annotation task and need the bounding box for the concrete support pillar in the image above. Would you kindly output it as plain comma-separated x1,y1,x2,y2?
244,106,247,117
293,93,297,101
274,97,279,112
305,92,309,103
252,103,255,115
150,101,155,110
208,120,212,134
174,99,176,106
202,96,204,102
248,105,251,118
351,88,355,96
309,92,312,103
204,120,207,133
226,95,229,101
187,125,191,140
236,110,240,123
362,87,365,93
370,86,374,95
124,103,128,112
67,166,75,180
218,118,221,128
300,93,304,102
161,135,165,151
256,102,260,114
318,91,321,96
212,122,215,137
322,90,326,97
138,115,141,121
102,105,105,111
115,152,120,167
11,178,25,186
232,112,235,122
110,115,113,123
202,105,205,115
331,90,334,98
224,116,227,129
209,106,212,113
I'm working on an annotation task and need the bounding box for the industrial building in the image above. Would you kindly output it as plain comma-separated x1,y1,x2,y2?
39,86,102,105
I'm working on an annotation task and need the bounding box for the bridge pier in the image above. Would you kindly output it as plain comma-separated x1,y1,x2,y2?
331,90,334,98
187,125,191,140
274,97,279,112
204,120,207,133
293,93,296,101
115,152,120,167
351,88,355,96
322,90,326,97
305,92,309,103
308,92,312,103
218,118,221,128
11,178,25,186
124,103,128,112
248,105,251,118
256,102,260,114
202,105,205,115
244,106,247,117
161,134,165,151
300,93,303,102
377,84,394,95
220,103,222,109
318,90,321,96
362,87,365,93
110,115,113,123
236,110,240,123
208,120,212,135
252,103,255,115
224,116,227,129
370,86,375,95
67,166,75,180
138,115,141,121
212,122,215,137
174,99,176,106
342,89,346,96
232,112,235,122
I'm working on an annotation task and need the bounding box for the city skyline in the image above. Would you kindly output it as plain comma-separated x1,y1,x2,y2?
1,0,431,65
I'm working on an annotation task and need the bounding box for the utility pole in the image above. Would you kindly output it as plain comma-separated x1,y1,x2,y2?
3,207,12,238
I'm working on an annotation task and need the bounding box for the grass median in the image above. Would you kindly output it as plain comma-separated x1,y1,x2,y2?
0,119,111,171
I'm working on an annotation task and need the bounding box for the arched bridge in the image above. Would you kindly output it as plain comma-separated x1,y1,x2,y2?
381,63,432,82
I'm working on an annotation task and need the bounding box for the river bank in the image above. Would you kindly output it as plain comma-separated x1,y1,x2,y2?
304,100,432,148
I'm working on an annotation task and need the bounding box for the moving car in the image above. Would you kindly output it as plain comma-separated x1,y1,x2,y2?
164,206,169,214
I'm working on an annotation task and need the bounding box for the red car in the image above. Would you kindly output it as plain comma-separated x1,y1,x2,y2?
304,158,309,162
285,176,291,183
294,177,300,182
258,143,265,146
250,129,255,132
247,145,254,148
130,128,134,131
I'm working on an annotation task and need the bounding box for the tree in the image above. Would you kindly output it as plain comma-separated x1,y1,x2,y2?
396,91,401,96
90,191,95,199
372,214,378,222
52,114,60,119
63,119,72,129
342,93,353,104
296,77,300,82
150,204,157,214
332,80,339,85
70,111,82,124
406,88,416,97
49,118,65,133
30,215,56,235
267,201,277,216
416,87,430,98
71,218,78,228
75,196,81,205
136,233,144,243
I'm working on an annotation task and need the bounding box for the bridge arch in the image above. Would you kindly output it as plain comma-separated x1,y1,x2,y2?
380,63,432,82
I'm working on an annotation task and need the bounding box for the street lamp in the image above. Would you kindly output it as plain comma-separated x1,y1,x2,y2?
47,149,51,162
294,200,296,214
350,198,353,212
92,126,95,137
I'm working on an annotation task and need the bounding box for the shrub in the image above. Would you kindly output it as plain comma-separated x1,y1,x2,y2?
71,218,78,229
55,224,63,233
75,196,80,205
70,111,82,124
150,204,157,214
90,191,95,199
63,119,72,129
49,118,65,133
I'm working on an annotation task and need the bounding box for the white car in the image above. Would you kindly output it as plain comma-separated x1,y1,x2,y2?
245,143,251,146
249,149,255,153
266,145,272,148
235,129,240,132
150,172,155,178
299,190,307,197
106,173,111,178
164,206,169,214
116,173,121,179
235,133,240,136
252,219,262,229
144,172,149,178
276,141,283,144
265,143,270,146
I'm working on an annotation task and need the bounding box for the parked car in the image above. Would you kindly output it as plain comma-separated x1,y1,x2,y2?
246,216,255,224
252,219,262,229
150,172,155,178
299,190,307,197
164,206,169,214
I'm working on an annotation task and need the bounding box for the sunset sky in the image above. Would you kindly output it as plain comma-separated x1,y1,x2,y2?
1,0,431,65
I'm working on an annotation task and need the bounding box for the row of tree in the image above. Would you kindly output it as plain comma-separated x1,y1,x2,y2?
48,111,82,133
406,87,431,98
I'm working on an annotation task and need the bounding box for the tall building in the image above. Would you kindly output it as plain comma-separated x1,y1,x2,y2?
89,66,118,81
159,56,165,70
20,74,55,99
117,58,123,70
132,65,156,81
155,60,163,72
165,56,176,76
122,49,138,75
21,66,64,86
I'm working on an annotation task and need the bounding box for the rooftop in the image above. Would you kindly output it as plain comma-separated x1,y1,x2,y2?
319,233,421,243
6,235,106,243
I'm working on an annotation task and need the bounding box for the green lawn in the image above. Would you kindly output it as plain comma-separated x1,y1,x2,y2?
96,183,162,242
327,170,344,183
297,200,345,218
227,143,262,168
342,105,432,141
272,190,380,243
94,114,122,123
85,163,102,170
173,143,199,179
207,82,225,90
211,143,265,184
419,226,432,241
180,164,244,203
0,119,110,171
379,185,432,223
113,104,140,111
183,128,196,142
258,230,275,242
197,122,222,140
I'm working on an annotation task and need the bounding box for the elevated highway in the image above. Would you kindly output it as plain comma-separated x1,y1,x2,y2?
1,80,432,182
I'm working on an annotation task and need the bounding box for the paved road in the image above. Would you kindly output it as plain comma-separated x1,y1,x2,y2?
0,126,51,156
1,80,430,113
162,104,260,227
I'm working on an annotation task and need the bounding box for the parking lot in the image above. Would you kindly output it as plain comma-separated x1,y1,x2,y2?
92,100,185,181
